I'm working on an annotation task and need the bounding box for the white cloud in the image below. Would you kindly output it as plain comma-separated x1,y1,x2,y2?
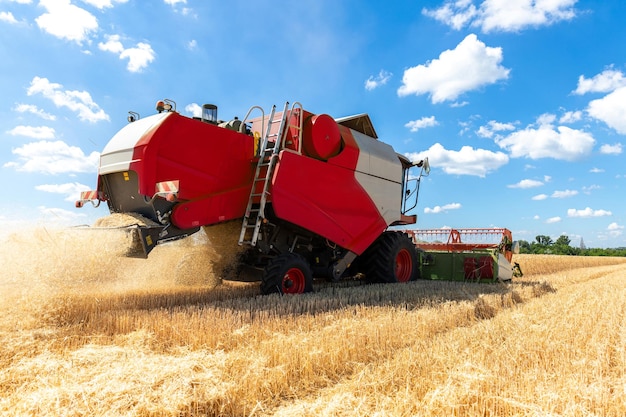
163,0,192,15
365,70,392,91
508,179,543,189
99,35,156,72
422,0,478,30
35,0,98,45
13,103,56,120
551,189,578,198
559,110,582,124
36,182,91,202
599,143,622,155
495,115,595,161
476,120,516,138
587,87,626,134
607,222,624,237
589,167,604,173
5,140,99,175
405,142,509,177
574,69,626,95
27,76,109,123
582,185,600,194
81,0,129,9
0,11,18,23
567,207,612,218
405,116,438,132
6,125,55,139
423,0,578,33
98,34,124,54
546,216,561,224
424,202,462,214
187,39,197,50
398,34,510,103
532,194,548,201
185,103,202,118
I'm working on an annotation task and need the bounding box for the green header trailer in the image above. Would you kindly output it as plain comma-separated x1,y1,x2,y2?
406,228,521,283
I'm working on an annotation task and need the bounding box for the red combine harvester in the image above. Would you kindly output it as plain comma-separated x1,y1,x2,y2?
77,100,432,294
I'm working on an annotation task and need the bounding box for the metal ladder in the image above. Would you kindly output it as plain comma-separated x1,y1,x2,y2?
238,102,291,246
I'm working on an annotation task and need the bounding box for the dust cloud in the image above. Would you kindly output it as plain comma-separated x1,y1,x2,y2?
0,216,246,328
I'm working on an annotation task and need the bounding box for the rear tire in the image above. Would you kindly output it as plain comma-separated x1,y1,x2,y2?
363,232,419,283
261,252,314,295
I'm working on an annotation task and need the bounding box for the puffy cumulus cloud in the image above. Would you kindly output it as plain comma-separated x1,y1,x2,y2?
495,115,595,161
13,103,56,121
35,182,92,202
98,34,156,73
424,202,462,214
587,87,626,135
398,34,510,103
82,0,129,9
6,125,55,139
546,216,561,224
405,116,438,132
567,207,612,218
0,11,18,24
5,140,99,175
27,77,109,123
476,120,516,138
365,70,392,91
551,189,578,198
532,194,548,201
423,0,578,33
35,0,98,45
185,103,202,118
405,142,508,177
508,179,543,189
574,69,626,95
600,143,622,155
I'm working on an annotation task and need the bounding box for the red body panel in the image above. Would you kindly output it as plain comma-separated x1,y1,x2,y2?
271,150,388,255
129,113,256,229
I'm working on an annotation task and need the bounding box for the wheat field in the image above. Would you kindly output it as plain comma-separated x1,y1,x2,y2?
1,228,625,416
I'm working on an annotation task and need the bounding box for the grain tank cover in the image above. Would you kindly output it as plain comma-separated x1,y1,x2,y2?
335,113,378,139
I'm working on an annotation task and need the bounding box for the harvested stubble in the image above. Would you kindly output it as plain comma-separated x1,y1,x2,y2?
1,229,625,416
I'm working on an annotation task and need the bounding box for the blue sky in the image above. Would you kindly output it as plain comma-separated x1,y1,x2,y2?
1,0,625,248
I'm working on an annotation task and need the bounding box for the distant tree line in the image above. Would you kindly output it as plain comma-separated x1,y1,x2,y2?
517,235,626,257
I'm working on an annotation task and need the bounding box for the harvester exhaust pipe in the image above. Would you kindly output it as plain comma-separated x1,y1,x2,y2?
202,104,218,124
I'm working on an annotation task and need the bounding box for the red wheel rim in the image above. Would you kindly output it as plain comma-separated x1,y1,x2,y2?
282,268,306,294
395,248,413,282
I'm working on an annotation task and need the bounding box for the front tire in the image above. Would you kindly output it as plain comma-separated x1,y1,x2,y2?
261,252,314,295
363,232,419,283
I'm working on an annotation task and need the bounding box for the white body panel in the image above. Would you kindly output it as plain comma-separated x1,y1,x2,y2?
99,113,170,175
351,130,403,225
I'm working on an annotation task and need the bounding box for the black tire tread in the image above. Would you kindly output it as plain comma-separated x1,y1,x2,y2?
362,232,418,283
260,252,314,295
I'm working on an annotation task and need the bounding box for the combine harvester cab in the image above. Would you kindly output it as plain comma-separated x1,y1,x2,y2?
77,99,431,294
406,228,522,282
